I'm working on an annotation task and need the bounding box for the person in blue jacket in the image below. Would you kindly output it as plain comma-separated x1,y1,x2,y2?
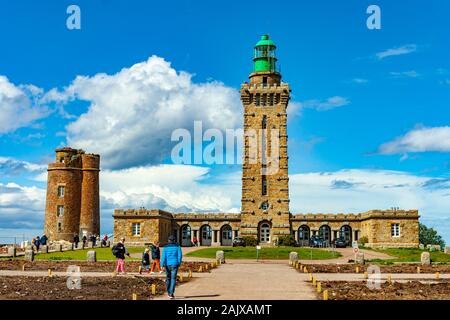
160,235,182,299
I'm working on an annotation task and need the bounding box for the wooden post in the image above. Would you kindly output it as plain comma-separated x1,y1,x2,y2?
387,275,392,284
317,282,321,293
435,272,440,279
205,264,209,271
178,274,183,282
132,293,137,300
309,273,313,281
151,284,156,295
189,269,192,278
363,272,368,279
138,266,142,273
312,276,317,286
417,266,421,274
198,266,203,272
303,266,308,273
355,266,359,273
48,269,52,277
22,264,25,271
323,290,329,300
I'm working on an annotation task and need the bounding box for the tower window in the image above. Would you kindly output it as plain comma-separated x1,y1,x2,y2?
262,77,267,87
57,186,65,198
59,157,65,163
262,115,267,129
262,175,267,195
57,222,62,232
57,205,64,217
276,93,281,104
132,223,141,236
269,94,274,106
391,223,400,237
261,94,267,106
261,201,269,210
249,94,253,105
255,94,260,106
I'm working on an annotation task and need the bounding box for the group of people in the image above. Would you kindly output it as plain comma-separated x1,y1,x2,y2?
73,234,109,248
31,234,48,252
112,235,182,299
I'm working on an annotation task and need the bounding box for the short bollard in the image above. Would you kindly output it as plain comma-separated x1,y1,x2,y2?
151,284,156,295
436,272,440,279
48,269,53,277
178,274,183,282
198,266,203,272
138,266,142,273
22,264,25,271
132,293,137,300
323,290,329,301
355,266,359,273
303,267,308,273
363,272,368,279
387,275,392,284
188,269,192,278
417,266,421,273
317,282,321,293
312,277,317,286
205,264,209,271
309,273,313,281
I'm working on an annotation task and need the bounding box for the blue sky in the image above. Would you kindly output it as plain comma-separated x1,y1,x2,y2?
0,0,449,243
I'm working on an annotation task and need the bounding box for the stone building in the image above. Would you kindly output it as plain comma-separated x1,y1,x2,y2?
113,35,420,248
44,147,100,242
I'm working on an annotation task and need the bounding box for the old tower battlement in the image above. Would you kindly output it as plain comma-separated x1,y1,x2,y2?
44,147,100,241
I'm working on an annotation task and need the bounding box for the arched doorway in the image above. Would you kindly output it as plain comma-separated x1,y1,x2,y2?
200,225,212,246
319,225,331,246
220,225,233,246
297,225,310,246
259,222,271,244
180,224,192,247
339,225,352,245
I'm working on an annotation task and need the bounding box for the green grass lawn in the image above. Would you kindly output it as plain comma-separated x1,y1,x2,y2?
366,247,450,264
185,246,341,260
32,247,145,261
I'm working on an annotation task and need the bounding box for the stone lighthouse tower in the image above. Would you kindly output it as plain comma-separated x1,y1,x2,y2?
44,147,100,242
240,35,291,244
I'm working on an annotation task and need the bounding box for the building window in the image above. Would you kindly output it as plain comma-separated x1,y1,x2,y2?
132,223,141,236
57,222,62,232
262,77,267,87
262,115,267,129
261,201,269,210
269,93,274,105
255,94,260,106
57,186,65,197
57,205,64,217
391,223,400,237
262,175,267,195
59,157,65,163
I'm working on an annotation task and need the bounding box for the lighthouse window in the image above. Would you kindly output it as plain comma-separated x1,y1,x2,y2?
262,77,267,87
269,94,274,106
261,94,267,106
57,205,64,217
255,94,260,106
262,175,267,195
262,116,267,129
58,186,65,198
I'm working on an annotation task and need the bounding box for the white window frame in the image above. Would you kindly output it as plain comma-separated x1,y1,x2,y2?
57,186,65,198
391,223,400,237
132,223,141,236
57,205,64,217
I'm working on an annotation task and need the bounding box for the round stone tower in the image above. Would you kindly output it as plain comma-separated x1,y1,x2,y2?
44,147,83,241
79,153,101,237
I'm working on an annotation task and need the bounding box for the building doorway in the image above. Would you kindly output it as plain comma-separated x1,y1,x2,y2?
180,224,192,247
259,223,271,244
339,225,352,246
318,225,331,246
220,225,233,246
200,225,212,246
297,225,310,246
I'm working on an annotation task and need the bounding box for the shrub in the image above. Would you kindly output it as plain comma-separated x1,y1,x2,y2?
358,236,368,247
277,235,297,247
242,236,258,246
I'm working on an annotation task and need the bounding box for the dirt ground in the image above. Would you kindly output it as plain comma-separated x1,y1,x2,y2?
0,260,213,273
321,280,450,300
297,263,450,273
0,276,167,300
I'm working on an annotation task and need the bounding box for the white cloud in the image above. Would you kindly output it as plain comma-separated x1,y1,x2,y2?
44,56,242,169
351,78,369,84
389,70,420,78
379,126,450,154
0,76,50,134
376,44,417,60
0,157,46,175
301,96,350,111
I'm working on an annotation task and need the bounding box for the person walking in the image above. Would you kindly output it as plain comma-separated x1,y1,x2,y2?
140,248,151,274
112,237,130,274
35,236,41,252
82,235,87,247
73,234,80,248
150,241,162,274
40,234,48,246
160,235,182,299
101,234,108,247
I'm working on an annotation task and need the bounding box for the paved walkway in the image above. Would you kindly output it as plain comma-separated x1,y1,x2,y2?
155,261,318,300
